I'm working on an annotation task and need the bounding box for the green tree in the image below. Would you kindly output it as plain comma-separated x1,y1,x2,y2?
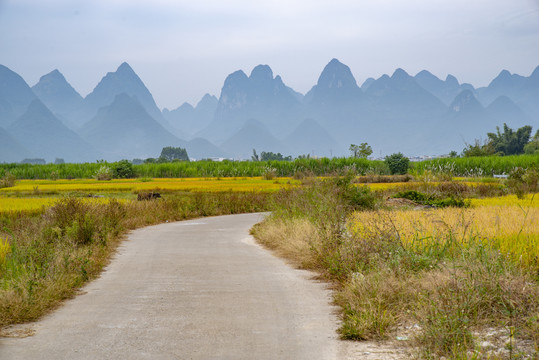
251,149,259,162
462,139,496,157
260,151,292,161
159,146,189,162
487,123,532,155
384,152,410,175
349,143,372,158
524,129,539,154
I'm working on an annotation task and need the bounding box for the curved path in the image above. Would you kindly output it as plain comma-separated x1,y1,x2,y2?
0,213,368,359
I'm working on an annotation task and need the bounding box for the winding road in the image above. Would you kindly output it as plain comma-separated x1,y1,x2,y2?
0,213,373,359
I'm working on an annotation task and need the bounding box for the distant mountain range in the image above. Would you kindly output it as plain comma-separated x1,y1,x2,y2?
0,59,537,163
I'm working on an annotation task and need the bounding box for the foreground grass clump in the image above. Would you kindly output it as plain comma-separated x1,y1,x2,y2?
0,192,270,328
252,178,539,358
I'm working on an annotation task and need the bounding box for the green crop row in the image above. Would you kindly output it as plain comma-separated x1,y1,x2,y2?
1,154,537,180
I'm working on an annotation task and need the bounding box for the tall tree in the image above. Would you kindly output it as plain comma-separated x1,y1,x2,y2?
159,146,189,162
349,143,373,158
487,123,532,155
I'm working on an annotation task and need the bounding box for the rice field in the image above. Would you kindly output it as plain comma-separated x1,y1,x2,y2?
0,177,299,194
349,198,539,271
0,196,130,215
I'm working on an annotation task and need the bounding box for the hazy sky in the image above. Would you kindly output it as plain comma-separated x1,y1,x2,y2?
1,0,538,109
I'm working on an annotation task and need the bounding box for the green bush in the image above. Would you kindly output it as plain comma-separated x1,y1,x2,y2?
393,190,468,208
384,153,409,175
112,160,134,179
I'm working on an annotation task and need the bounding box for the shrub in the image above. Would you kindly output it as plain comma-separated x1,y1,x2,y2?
0,171,16,188
113,160,134,179
94,165,112,181
384,153,410,175
507,167,539,198
393,190,469,208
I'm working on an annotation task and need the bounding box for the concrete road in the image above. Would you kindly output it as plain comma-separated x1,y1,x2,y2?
0,213,359,360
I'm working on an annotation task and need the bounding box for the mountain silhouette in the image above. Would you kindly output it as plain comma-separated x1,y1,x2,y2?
283,119,343,157
80,93,180,160
220,119,285,159
0,127,31,162
366,68,447,118
0,65,37,127
486,96,532,128
31,69,83,129
163,93,218,138
81,62,172,131
305,58,363,105
1,60,538,161
8,99,98,162
414,70,463,105
197,65,303,143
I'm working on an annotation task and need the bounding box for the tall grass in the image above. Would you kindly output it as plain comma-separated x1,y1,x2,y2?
413,153,539,177
0,158,388,179
2,154,537,180
252,178,539,358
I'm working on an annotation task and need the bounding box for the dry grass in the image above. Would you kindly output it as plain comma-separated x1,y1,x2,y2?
251,217,319,269
349,204,539,272
252,179,539,358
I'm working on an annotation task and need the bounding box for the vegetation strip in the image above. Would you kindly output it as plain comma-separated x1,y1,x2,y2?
251,174,539,359
1,158,538,358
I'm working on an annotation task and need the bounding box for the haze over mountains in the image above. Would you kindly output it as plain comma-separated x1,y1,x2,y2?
0,59,537,163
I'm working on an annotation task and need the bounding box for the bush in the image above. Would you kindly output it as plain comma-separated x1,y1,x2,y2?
384,153,410,175
0,171,16,188
507,167,539,198
393,190,469,208
94,165,112,181
113,160,134,179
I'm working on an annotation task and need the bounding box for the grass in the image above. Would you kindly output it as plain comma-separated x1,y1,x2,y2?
0,158,389,179
252,175,539,358
413,153,539,177
2,154,536,181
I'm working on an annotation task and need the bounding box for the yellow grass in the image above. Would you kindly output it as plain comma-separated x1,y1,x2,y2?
470,193,539,207
349,204,539,270
0,197,129,215
0,177,298,194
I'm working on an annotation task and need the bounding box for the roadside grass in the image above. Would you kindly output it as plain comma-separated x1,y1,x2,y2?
0,192,270,328
251,176,539,358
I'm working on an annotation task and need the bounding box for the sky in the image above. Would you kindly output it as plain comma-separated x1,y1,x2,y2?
1,0,539,110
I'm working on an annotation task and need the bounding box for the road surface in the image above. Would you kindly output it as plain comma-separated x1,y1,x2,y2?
1,213,370,359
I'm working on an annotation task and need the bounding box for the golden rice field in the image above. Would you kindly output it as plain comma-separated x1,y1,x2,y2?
349,198,539,271
0,197,129,215
0,177,299,194
470,193,538,207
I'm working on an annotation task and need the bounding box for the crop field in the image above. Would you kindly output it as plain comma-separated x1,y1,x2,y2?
0,177,298,194
0,177,511,215
349,199,539,271
0,177,298,215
